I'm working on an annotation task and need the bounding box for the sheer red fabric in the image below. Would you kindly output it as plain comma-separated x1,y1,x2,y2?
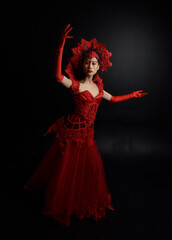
24,75,114,226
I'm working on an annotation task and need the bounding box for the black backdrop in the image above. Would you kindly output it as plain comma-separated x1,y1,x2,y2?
1,0,172,239
4,0,171,157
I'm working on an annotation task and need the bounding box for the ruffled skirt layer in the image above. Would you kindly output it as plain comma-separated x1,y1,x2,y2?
24,137,114,226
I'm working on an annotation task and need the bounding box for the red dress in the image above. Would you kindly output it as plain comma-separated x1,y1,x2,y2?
24,74,115,226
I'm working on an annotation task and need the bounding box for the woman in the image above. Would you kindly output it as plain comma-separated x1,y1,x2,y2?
24,24,148,227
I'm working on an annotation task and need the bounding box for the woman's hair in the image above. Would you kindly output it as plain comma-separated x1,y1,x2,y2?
74,66,85,82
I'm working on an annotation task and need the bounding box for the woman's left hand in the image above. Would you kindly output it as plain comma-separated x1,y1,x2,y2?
132,90,148,98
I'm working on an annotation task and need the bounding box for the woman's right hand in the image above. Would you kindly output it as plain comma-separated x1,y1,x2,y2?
59,23,74,46
54,24,73,82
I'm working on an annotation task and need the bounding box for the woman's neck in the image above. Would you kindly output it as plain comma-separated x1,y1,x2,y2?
84,75,93,84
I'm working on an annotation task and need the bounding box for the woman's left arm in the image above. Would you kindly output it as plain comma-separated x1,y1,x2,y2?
102,90,148,102
102,90,112,101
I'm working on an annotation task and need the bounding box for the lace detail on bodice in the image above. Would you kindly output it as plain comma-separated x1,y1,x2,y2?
48,74,104,146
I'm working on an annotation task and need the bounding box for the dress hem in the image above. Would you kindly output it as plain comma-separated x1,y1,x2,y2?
43,194,115,227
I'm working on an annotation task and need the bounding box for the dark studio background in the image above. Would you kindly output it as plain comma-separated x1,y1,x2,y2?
1,0,171,239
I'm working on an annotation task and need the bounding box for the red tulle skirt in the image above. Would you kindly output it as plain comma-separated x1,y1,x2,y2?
24,137,114,226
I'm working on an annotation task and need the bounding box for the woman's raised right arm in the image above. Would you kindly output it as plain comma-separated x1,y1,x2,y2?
53,24,73,88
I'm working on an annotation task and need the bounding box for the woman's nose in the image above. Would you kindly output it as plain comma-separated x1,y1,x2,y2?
89,62,92,68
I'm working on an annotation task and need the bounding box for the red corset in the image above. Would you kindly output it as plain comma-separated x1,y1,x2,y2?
49,74,104,146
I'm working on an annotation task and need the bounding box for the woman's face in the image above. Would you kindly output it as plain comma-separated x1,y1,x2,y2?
83,57,100,77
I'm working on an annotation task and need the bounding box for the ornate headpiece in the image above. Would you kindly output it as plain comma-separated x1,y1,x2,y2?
65,38,112,81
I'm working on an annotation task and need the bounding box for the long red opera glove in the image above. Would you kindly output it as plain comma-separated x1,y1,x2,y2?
110,90,148,102
53,24,73,82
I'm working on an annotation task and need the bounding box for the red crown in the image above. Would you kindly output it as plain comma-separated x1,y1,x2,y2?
65,38,112,80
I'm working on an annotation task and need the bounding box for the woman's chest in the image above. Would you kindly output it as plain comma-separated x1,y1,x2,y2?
78,82,99,98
